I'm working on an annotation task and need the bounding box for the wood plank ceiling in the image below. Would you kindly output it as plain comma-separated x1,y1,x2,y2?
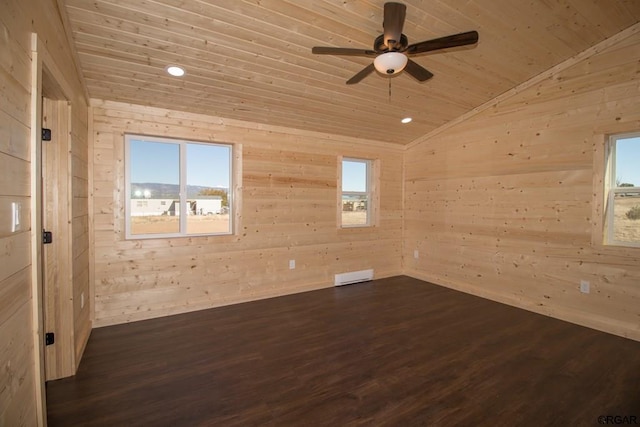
61,0,640,145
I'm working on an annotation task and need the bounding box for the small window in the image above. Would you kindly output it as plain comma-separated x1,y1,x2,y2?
125,134,233,239
341,158,372,227
604,132,640,247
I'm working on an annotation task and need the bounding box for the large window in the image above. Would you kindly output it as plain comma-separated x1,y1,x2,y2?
604,132,640,247
341,158,372,227
125,134,232,239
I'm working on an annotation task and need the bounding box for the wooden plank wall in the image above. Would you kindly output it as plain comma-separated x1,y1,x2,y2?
404,28,640,341
0,0,88,423
90,100,403,326
72,95,91,366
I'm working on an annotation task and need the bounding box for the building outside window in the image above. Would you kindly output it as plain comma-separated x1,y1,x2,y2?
604,132,640,247
341,158,372,227
125,134,233,239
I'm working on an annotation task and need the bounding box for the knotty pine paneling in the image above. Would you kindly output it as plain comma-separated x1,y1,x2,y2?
90,100,403,326
0,301,37,426
0,0,89,421
404,29,640,341
0,3,35,419
62,0,640,144
71,99,91,365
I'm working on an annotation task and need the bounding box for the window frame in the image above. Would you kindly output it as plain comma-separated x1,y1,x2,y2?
124,134,234,240
603,131,640,248
339,157,374,228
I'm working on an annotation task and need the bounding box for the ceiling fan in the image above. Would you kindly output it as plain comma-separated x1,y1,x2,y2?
311,2,479,84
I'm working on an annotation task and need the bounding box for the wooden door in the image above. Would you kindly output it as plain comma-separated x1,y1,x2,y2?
41,96,75,380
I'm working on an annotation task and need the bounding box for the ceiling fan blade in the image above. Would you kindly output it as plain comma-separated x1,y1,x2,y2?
404,59,434,82
406,31,479,55
346,63,376,85
383,2,406,49
312,46,376,57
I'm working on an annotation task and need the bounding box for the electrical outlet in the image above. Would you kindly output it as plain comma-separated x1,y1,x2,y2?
580,280,590,294
289,259,295,270
413,250,419,259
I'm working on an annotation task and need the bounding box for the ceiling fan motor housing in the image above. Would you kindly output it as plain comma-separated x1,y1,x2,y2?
374,34,408,53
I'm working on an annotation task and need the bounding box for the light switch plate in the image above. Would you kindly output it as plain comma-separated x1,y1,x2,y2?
11,202,21,232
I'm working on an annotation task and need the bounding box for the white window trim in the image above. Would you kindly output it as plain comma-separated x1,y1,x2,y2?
604,132,640,248
340,157,373,228
124,134,233,239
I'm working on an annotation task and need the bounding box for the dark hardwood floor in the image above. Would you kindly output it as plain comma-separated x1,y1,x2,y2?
46,276,640,426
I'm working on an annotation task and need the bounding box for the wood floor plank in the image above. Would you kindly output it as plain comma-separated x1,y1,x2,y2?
46,276,640,426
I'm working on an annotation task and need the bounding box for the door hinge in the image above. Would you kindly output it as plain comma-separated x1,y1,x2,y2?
45,332,55,346
43,230,53,244
42,128,52,141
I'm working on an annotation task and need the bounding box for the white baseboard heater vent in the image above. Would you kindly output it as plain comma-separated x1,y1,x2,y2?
334,269,374,286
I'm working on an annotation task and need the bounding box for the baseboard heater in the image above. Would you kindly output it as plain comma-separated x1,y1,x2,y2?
334,269,374,286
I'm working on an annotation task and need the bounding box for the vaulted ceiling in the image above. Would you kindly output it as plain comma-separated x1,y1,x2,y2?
61,0,640,145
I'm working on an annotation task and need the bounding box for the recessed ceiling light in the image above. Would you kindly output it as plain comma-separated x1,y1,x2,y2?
401,117,412,124
166,65,185,77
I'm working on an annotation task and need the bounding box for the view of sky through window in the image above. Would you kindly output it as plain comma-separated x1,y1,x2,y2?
615,136,640,186
342,160,367,192
130,139,230,189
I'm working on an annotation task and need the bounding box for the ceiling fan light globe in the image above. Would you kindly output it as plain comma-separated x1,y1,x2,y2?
374,52,408,75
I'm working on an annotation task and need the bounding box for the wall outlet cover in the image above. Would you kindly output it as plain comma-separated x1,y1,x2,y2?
580,280,590,294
